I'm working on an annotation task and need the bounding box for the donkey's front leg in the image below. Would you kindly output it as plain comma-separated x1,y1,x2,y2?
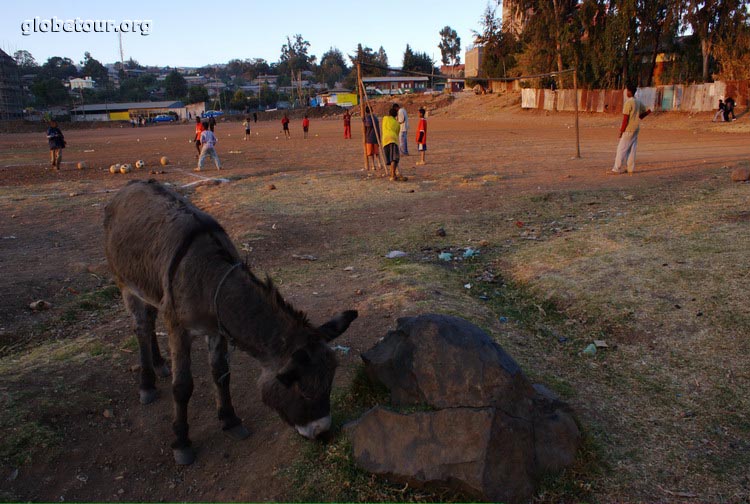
122,291,166,405
207,334,250,441
167,319,195,465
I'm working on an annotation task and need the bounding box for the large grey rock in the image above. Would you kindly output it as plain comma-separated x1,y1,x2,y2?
361,314,536,416
350,314,581,503
345,406,535,503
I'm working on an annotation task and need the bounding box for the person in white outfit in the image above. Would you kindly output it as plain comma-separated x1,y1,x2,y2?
611,83,651,175
395,103,409,155
196,122,222,171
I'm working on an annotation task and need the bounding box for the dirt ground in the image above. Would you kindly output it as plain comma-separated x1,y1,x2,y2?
1,93,749,502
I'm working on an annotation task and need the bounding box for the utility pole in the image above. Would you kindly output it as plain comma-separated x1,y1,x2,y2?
357,61,368,171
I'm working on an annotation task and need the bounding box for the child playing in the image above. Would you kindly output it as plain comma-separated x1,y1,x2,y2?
415,107,427,166
46,120,65,170
196,122,222,171
194,117,204,158
382,105,406,181
243,117,251,140
302,115,310,139
281,113,290,139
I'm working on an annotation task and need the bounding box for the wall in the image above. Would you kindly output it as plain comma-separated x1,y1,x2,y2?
521,80,748,113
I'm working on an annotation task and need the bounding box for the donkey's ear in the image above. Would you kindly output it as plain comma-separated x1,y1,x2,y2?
318,310,358,342
276,349,310,387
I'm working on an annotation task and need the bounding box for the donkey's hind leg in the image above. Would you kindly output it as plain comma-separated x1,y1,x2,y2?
123,290,163,405
207,334,250,441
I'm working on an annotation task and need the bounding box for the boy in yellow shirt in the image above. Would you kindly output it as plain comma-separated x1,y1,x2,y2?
382,106,406,181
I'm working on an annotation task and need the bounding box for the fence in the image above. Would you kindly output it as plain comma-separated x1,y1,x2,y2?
521,80,749,114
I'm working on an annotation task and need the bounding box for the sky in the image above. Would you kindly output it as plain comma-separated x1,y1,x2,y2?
1,0,491,70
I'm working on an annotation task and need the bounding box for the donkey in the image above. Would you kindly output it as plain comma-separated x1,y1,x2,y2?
103,180,357,465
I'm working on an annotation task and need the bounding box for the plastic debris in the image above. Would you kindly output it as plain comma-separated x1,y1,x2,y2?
386,250,407,259
594,340,608,348
463,248,480,258
438,252,453,261
292,254,317,261
464,283,472,289
582,343,597,356
499,316,509,323
332,345,351,355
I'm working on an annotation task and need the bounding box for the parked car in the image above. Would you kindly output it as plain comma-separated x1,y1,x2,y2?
153,114,175,123
202,110,224,118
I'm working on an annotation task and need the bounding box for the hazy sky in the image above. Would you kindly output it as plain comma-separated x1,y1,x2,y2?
1,0,491,69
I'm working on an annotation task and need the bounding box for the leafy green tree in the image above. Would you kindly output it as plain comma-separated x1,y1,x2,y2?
40,56,78,80
164,70,187,100
30,76,69,106
682,0,749,82
80,52,109,86
231,89,247,110
402,45,435,74
187,86,209,104
473,3,518,78
13,50,37,71
119,74,157,101
317,47,348,88
438,26,462,67
279,34,316,74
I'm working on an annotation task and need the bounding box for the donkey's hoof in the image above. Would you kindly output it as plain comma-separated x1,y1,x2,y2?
173,447,195,465
224,424,251,441
139,389,158,405
156,363,171,378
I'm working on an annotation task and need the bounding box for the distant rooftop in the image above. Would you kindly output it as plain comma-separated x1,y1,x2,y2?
71,100,184,112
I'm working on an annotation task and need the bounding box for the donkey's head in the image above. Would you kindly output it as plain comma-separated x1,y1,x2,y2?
261,310,358,439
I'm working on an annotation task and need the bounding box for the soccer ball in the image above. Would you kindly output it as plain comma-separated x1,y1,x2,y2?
120,163,132,174
135,159,145,169
77,161,87,170
110,164,120,174
160,156,169,166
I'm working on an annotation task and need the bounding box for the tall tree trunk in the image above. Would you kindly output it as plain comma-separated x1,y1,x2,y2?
701,38,711,83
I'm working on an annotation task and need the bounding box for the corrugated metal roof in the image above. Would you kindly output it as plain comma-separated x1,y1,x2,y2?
70,100,184,112
361,76,429,83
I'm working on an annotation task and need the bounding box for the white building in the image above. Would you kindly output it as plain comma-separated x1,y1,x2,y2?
69,77,96,90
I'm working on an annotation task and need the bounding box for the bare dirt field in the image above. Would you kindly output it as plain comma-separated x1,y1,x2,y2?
1,93,749,503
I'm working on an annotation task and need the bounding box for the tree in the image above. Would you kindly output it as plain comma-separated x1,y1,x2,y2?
40,56,78,80
438,26,462,67
402,45,435,75
164,70,187,100
473,3,518,78
81,52,109,86
317,47,348,88
230,89,247,110
187,86,209,104
682,0,749,82
279,34,316,73
376,46,389,70
30,76,69,106
13,50,37,70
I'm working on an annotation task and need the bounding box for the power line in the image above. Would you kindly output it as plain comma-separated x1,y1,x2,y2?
358,61,574,82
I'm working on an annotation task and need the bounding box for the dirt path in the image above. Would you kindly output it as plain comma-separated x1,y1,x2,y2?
1,98,748,501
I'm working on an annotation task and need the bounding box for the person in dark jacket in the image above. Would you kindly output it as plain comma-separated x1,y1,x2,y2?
46,120,65,170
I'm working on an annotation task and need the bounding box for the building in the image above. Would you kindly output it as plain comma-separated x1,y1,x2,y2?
69,100,190,121
0,49,24,120
361,76,430,94
69,77,96,90
465,46,484,78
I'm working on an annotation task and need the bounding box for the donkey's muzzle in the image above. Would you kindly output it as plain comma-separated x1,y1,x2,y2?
295,415,331,439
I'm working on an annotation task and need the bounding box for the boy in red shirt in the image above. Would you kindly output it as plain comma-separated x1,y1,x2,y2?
193,117,204,159
343,110,351,139
281,114,290,139
415,107,427,166
302,115,310,139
